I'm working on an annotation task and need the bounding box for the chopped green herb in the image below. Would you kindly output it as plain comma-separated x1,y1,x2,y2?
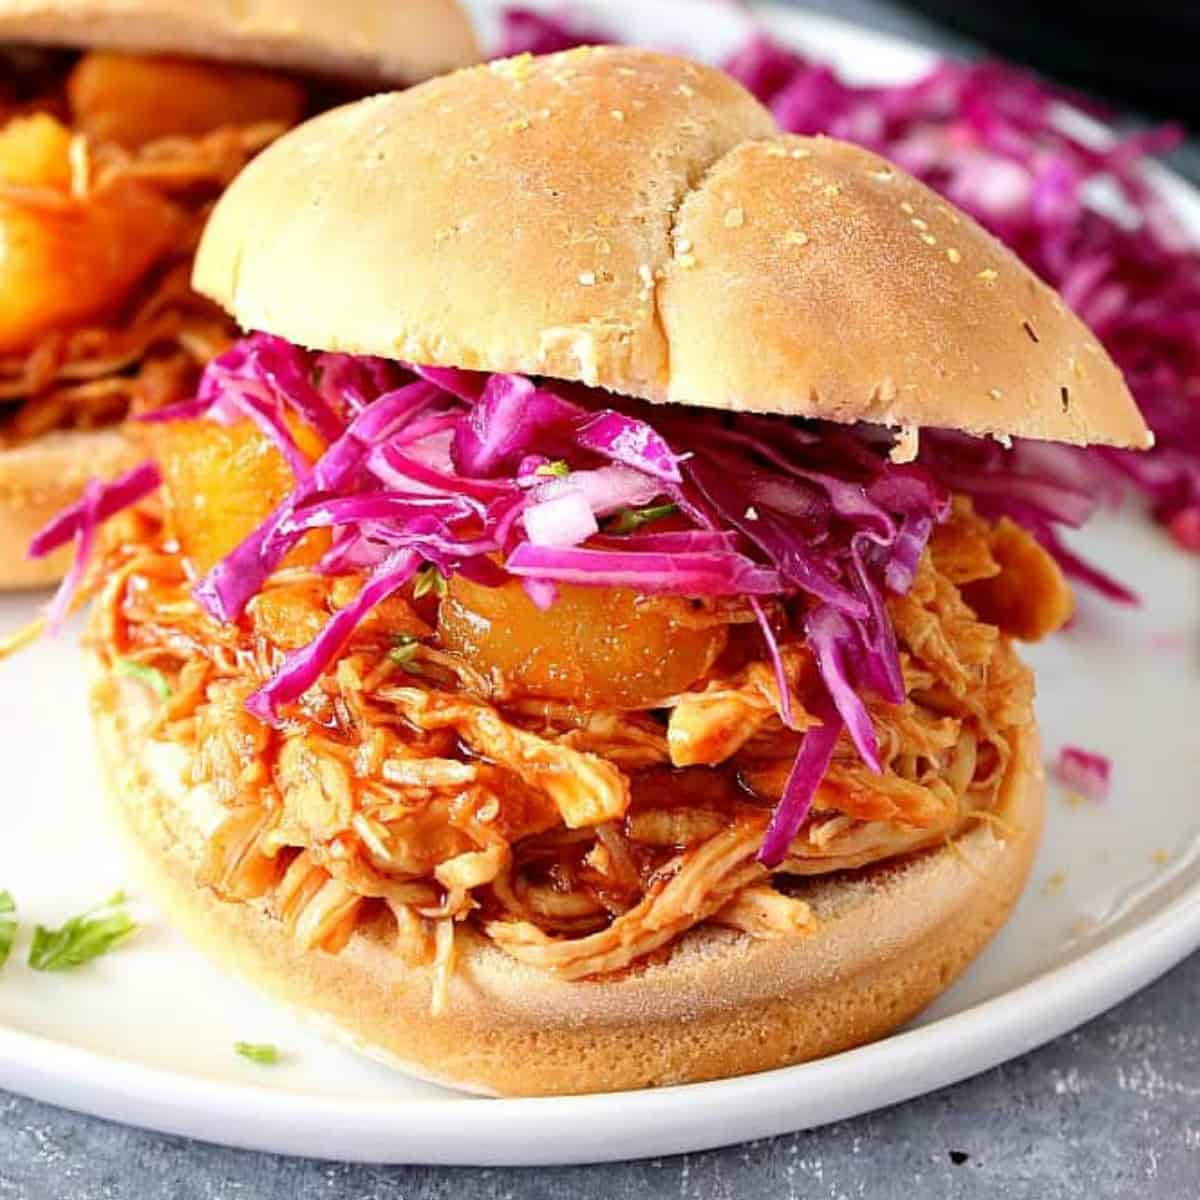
28,891,136,971
234,1041,280,1065
388,635,421,671
412,565,447,600
608,502,678,535
113,657,170,702
0,891,16,969
534,460,570,478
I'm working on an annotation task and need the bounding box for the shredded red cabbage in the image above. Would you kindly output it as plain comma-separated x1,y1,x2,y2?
1169,507,1200,552
40,312,1115,862
758,689,844,866
575,411,683,483
498,7,609,55
1054,745,1112,800
505,543,784,595
28,461,161,633
34,336,1102,866
805,604,880,770
43,481,100,635
193,374,442,623
29,460,162,560
246,549,421,724
500,12,1200,563
139,335,1089,867
918,431,1138,603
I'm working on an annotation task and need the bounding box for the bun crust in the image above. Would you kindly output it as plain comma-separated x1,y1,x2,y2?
195,46,1148,448
0,428,141,588
195,48,776,407
90,654,1044,1097
663,135,1148,446
0,0,480,84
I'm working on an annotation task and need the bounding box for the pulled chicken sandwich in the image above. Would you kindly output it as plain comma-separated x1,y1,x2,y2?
45,47,1149,1095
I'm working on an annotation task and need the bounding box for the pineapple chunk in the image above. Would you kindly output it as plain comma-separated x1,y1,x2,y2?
68,52,305,148
148,417,326,575
0,112,71,187
0,113,183,354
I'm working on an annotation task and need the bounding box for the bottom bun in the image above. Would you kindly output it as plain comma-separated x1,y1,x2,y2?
90,656,1044,1097
0,429,142,589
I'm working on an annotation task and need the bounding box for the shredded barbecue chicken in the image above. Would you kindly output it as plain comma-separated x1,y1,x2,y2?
89,483,1069,1001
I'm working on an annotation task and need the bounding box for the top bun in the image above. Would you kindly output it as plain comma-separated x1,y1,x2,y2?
195,46,1150,448
0,0,480,84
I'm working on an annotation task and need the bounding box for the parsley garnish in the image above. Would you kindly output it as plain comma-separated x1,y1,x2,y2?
28,890,136,971
234,1041,281,1065
113,657,170,702
534,460,570,478
0,892,16,968
608,502,678,535
412,564,447,600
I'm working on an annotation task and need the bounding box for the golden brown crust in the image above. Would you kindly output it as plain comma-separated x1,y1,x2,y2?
90,651,1044,1097
194,47,776,405
662,135,1148,447
0,0,480,84
194,46,1148,449
0,427,140,588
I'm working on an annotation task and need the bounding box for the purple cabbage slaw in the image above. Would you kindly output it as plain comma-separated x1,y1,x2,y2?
29,461,161,633
51,330,1089,869
500,11,1200,559
29,379,1113,871
1053,744,1112,801
33,18,1198,867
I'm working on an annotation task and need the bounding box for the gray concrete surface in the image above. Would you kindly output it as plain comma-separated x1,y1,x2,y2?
2,2,1198,1196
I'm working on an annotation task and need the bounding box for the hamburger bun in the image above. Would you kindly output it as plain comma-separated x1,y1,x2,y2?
91,654,1044,1096
196,46,1150,449
0,0,480,590
0,0,480,85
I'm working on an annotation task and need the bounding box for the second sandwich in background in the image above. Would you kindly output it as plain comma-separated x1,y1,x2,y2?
0,0,479,585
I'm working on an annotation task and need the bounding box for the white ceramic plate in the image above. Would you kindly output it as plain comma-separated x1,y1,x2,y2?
0,0,1197,1167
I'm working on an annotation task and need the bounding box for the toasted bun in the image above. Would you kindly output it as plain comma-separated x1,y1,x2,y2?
90,652,1043,1097
195,46,1149,449
0,0,479,84
0,428,141,588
